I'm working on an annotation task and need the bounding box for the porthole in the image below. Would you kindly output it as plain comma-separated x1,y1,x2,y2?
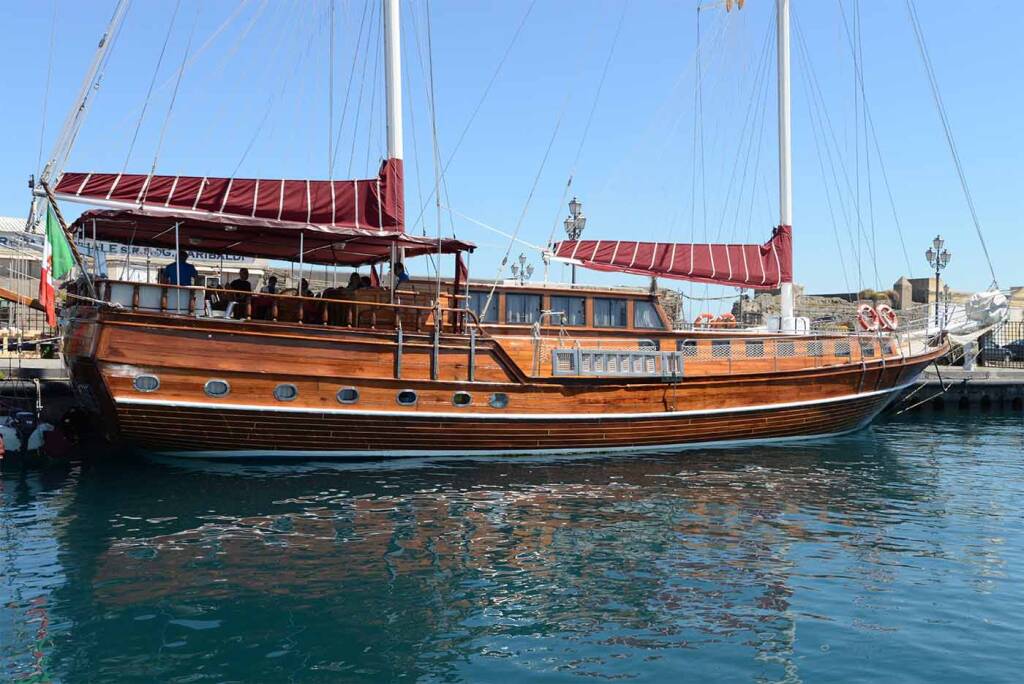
204,379,231,398
133,374,160,392
452,391,472,407
396,389,418,406
337,387,359,404
273,383,298,402
489,392,509,409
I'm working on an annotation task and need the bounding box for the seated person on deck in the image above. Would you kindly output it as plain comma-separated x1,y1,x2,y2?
227,268,253,318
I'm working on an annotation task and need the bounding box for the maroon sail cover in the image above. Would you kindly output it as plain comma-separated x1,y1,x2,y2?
55,159,404,232
552,225,792,290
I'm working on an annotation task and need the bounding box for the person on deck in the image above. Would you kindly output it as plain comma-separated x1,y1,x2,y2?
345,272,362,292
261,275,278,294
161,251,198,286
360,276,372,289
394,262,410,285
300,278,313,297
229,268,252,293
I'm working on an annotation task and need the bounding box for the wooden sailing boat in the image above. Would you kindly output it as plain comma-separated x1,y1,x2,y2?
32,0,952,458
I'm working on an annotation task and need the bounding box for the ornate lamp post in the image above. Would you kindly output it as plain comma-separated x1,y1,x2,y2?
510,253,534,286
925,235,951,327
563,197,587,284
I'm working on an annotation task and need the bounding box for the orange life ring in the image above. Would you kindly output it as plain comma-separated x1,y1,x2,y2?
713,312,737,328
856,303,881,331
875,304,899,330
694,312,715,327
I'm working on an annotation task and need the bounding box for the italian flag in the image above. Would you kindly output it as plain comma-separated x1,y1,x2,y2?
39,204,74,327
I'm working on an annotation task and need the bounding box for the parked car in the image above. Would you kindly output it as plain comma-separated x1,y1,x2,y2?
1002,340,1024,362
980,344,1013,364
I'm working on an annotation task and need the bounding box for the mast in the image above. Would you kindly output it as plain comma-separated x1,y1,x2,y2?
30,0,131,230
777,0,795,324
383,0,403,161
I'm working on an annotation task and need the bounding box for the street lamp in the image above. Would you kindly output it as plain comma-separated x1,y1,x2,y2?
563,196,587,284
510,253,534,286
925,235,951,327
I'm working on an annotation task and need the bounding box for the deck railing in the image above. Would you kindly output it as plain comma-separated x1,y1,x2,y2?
73,279,482,334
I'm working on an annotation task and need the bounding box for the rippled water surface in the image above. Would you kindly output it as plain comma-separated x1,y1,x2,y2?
2,413,1023,682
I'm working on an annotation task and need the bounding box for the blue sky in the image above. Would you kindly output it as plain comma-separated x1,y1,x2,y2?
1,0,1020,298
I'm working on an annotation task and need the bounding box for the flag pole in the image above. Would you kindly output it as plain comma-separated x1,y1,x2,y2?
40,181,97,298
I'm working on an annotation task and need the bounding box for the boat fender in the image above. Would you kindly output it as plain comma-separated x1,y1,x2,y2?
27,423,54,453
875,304,899,331
856,304,881,331
0,422,21,454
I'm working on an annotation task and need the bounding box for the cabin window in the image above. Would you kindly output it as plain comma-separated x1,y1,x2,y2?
835,340,852,357
745,341,764,358
639,339,659,351
505,293,542,324
396,389,418,406
452,391,472,407
273,383,298,402
204,379,231,398
337,387,359,404
808,340,824,357
467,291,498,323
712,340,732,358
777,341,796,357
860,339,876,358
678,339,697,357
881,339,896,356
489,392,510,409
594,298,627,328
633,300,661,329
550,295,586,326
133,375,160,392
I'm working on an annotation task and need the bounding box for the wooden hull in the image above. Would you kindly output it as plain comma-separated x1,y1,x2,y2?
62,308,944,459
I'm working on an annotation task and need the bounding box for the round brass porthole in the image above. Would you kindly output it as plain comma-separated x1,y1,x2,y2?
337,387,359,404
133,375,160,392
452,391,472,407
396,389,418,406
489,392,509,409
273,383,298,402
204,379,231,398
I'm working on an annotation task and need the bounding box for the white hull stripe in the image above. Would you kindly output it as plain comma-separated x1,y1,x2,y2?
115,381,912,421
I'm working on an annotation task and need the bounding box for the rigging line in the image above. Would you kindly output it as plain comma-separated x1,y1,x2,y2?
834,0,913,276
364,6,383,175
741,28,774,243
792,11,864,285
348,0,379,176
141,3,201,205
854,0,881,286
480,89,574,322
905,0,998,287
229,2,314,177
122,0,183,174
329,0,335,178
712,13,773,243
36,0,57,174
330,0,371,173
444,207,547,252
543,0,629,249
400,20,426,237
406,0,537,234
424,0,444,302
794,19,852,293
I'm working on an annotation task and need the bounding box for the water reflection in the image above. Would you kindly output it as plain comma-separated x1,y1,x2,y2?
2,414,1022,682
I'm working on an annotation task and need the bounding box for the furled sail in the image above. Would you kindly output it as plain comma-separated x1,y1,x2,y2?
54,159,404,232
552,225,792,290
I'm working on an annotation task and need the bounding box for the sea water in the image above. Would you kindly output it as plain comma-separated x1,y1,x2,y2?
2,413,1022,682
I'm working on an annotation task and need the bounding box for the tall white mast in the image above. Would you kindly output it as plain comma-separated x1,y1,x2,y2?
777,0,795,323
30,0,131,229
383,0,403,161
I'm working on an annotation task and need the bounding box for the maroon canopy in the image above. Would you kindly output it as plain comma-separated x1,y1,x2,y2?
68,208,473,266
552,225,792,290
55,159,404,231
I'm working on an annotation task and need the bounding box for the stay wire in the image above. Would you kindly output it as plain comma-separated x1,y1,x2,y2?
36,0,57,175
122,0,182,174
905,0,998,288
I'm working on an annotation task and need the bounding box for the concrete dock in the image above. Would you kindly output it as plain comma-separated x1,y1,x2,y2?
912,366,1024,411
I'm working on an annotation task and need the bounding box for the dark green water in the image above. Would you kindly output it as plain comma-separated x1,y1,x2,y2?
2,414,1022,683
